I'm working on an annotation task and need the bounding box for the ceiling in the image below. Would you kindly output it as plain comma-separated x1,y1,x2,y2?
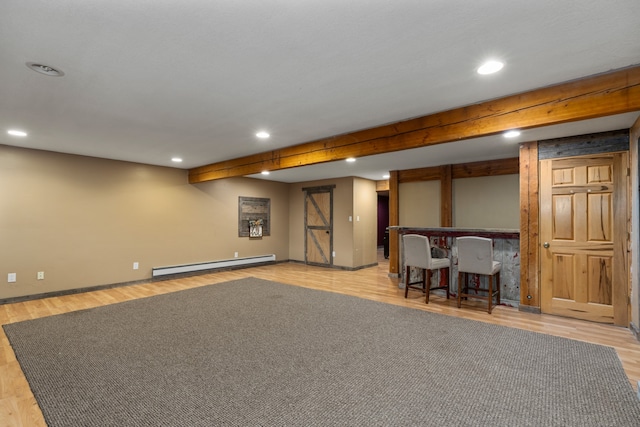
1,1,639,183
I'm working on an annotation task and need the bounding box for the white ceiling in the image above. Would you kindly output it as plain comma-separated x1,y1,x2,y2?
1,1,639,183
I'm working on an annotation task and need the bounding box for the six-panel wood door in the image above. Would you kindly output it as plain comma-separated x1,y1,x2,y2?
540,153,628,325
305,189,332,267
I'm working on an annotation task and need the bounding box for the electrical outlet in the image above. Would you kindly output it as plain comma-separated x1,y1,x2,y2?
133,262,139,270
8,273,16,283
234,252,238,258
37,271,44,280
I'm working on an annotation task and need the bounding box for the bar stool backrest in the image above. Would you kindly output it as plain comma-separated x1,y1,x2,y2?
457,236,494,275
403,234,432,269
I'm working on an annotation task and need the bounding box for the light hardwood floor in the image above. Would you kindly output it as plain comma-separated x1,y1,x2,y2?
1,251,639,426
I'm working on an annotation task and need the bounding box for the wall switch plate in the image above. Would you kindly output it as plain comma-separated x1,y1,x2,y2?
133,262,139,270
8,273,16,283
348,216,352,222
37,271,44,280
332,251,336,257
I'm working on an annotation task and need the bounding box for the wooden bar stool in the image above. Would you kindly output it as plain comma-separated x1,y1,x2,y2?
456,236,501,313
402,234,450,303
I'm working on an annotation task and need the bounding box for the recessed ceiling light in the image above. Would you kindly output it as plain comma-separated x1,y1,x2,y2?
477,60,504,75
256,131,270,139
171,157,183,163
346,157,356,163
261,171,270,175
383,174,390,179
7,129,27,137
503,130,521,138
26,62,65,77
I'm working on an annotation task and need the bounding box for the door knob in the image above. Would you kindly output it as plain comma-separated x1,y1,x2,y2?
543,242,550,248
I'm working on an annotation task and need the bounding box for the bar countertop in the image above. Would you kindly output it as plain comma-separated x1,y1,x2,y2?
389,226,519,239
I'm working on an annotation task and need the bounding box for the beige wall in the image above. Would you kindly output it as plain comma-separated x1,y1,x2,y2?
353,178,378,267
398,175,519,229
453,174,520,229
288,176,378,269
0,145,289,299
288,177,354,268
398,181,440,226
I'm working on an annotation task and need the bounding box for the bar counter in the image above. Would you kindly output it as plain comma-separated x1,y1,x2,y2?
390,227,521,305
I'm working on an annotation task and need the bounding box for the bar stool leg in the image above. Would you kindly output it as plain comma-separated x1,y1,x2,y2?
457,272,463,308
404,265,410,298
445,268,450,299
488,275,493,314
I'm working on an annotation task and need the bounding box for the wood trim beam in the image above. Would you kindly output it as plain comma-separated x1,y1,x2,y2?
440,165,452,227
630,118,640,331
398,157,520,184
189,65,640,183
519,141,540,309
613,152,630,326
398,166,442,183
539,129,629,160
451,157,519,178
375,180,389,192
388,171,399,275
396,158,518,183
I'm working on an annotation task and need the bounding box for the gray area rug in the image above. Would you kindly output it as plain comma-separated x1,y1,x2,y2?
4,278,640,426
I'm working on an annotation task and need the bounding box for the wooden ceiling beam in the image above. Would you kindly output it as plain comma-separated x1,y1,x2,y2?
396,157,519,183
189,65,640,183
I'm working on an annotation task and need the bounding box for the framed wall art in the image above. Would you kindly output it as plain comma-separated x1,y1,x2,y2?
238,197,270,238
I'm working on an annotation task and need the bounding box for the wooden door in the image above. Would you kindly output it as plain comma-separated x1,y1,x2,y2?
305,188,333,267
540,153,629,325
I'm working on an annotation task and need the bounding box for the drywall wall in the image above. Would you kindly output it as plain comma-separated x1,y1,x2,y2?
288,177,355,268
453,174,519,229
398,180,440,226
287,177,378,269
352,178,378,267
397,175,519,229
0,145,289,299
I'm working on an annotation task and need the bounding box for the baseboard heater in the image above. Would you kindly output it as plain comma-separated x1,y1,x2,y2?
152,254,276,278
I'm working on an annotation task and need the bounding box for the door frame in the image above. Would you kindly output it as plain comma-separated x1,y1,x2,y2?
539,152,628,324
519,129,631,325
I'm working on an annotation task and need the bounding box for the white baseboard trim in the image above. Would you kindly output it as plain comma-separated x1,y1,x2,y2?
152,255,276,277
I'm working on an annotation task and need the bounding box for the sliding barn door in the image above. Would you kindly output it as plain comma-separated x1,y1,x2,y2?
304,187,333,267
540,153,629,325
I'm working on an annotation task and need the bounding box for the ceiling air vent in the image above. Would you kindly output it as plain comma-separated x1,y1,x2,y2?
26,62,65,77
